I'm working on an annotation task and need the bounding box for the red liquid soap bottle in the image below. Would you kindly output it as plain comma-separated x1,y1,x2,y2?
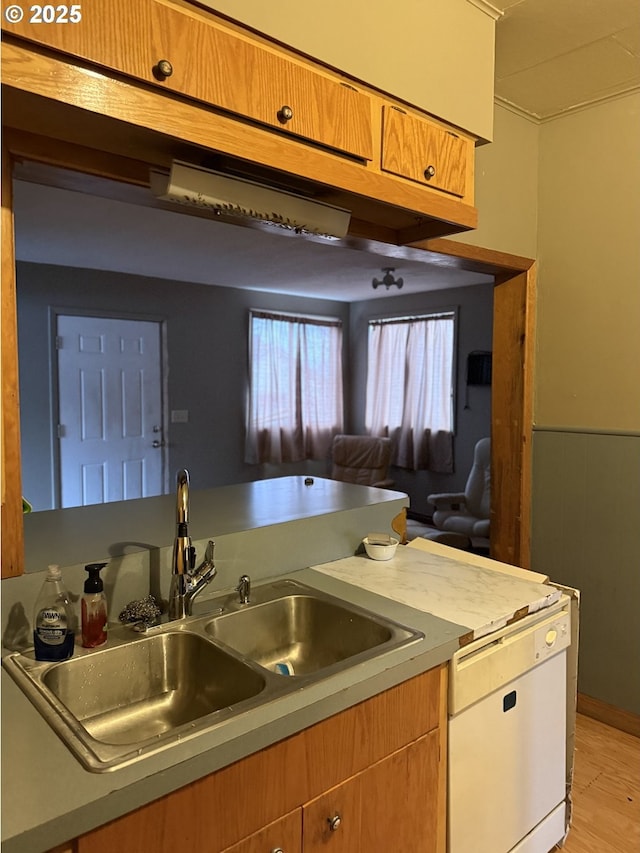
81,562,108,648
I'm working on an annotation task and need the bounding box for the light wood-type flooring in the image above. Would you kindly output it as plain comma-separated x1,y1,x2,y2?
556,713,640,852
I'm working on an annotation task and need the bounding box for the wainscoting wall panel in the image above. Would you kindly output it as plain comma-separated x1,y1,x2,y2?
531,428,640,716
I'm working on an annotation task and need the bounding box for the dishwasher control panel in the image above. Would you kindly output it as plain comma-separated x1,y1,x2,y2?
534,612,570,662
449,601,571,715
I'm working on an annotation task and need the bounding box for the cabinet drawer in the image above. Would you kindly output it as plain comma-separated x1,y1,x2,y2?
381,105,470,198
1,0,373,161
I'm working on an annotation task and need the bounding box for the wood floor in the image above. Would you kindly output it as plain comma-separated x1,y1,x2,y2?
557,713,640,852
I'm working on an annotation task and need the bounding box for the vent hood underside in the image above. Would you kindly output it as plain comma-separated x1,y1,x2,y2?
150,160,352,240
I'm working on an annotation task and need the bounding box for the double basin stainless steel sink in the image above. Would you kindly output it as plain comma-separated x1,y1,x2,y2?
3,579,422,771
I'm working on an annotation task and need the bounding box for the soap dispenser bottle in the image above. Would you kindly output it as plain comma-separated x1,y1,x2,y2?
81,562,108,648
33,564,75,661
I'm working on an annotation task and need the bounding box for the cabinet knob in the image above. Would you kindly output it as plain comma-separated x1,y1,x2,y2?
423,164,436,180
153,59,174,80
277,105,294,123
271,849,285,853
328,814,342,831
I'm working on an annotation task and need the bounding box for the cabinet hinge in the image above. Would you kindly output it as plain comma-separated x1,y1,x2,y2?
55,335,64,349
447,130,460,138
390,105,407,114
340,81,359,92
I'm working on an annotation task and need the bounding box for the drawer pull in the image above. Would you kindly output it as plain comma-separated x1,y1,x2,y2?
277,105,294,123
423,165,436,180
153,59,174,80
328,814,342,831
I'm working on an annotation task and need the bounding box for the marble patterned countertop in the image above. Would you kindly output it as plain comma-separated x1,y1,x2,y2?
315,539,562,643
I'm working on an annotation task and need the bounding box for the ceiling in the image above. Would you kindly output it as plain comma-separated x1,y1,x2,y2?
13,0,640,300
12,180,493,302
493,0,640,119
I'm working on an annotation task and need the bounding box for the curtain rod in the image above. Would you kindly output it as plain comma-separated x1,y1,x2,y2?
368,310,455,327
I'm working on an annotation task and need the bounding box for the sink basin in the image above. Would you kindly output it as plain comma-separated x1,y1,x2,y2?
43,631,265,745
3,578,422,772
205,583,417,676
3,628,267,771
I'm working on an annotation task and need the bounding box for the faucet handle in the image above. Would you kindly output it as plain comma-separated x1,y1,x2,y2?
237,574,251,604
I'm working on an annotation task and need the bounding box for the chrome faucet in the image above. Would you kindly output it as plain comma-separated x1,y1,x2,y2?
168,469,217,620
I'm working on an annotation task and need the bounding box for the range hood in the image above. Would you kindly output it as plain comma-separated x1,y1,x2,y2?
150,160,352,239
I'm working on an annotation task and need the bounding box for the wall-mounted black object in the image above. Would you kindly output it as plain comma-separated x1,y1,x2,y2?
466,351,492,386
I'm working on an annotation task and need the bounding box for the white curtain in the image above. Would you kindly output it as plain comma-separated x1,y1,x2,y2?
245,311,343,464
365,314,454,472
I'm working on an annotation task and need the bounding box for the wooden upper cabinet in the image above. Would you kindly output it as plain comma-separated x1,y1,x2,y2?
0,0,152,80
381,105,471,198
1,0,373,161
150,3,374,160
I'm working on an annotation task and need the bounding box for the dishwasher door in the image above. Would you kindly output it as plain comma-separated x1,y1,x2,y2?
448,606,570,853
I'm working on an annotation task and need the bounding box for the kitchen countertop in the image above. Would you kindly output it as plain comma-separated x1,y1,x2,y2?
316,539,560,643
2,543,559,853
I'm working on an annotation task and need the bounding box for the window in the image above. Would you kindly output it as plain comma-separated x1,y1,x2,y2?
245,310,343,464
365,311,455,472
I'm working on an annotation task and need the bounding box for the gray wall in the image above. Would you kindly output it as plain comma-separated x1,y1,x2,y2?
349,283,493,517
17,263,493,518
17,262,350,510
528,95,640,717
531,430,640,715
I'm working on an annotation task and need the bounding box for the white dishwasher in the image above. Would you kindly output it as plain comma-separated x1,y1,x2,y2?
448,597,571,853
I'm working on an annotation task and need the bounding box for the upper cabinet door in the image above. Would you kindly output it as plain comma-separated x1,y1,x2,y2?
2,0,373,161
381,106,471,198
0,0,152,78
148,2,374,160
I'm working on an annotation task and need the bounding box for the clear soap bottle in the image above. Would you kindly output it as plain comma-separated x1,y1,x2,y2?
33,564,75,661
81,562,108,648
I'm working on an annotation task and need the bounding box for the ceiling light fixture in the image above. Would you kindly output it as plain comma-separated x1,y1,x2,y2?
372,268,403,290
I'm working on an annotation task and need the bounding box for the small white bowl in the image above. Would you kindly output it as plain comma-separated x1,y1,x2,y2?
363,534,399,561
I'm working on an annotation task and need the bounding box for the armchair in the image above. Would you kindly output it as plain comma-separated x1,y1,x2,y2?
330,434,394,488
428,437,491,539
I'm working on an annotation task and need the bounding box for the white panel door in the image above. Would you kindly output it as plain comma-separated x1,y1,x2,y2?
57,314,164,508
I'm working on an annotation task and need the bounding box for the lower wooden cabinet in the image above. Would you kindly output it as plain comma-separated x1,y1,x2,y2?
303,732,439,853
303,773,361,852
68,666,444,853
360,733,439,853
221,810,302,853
